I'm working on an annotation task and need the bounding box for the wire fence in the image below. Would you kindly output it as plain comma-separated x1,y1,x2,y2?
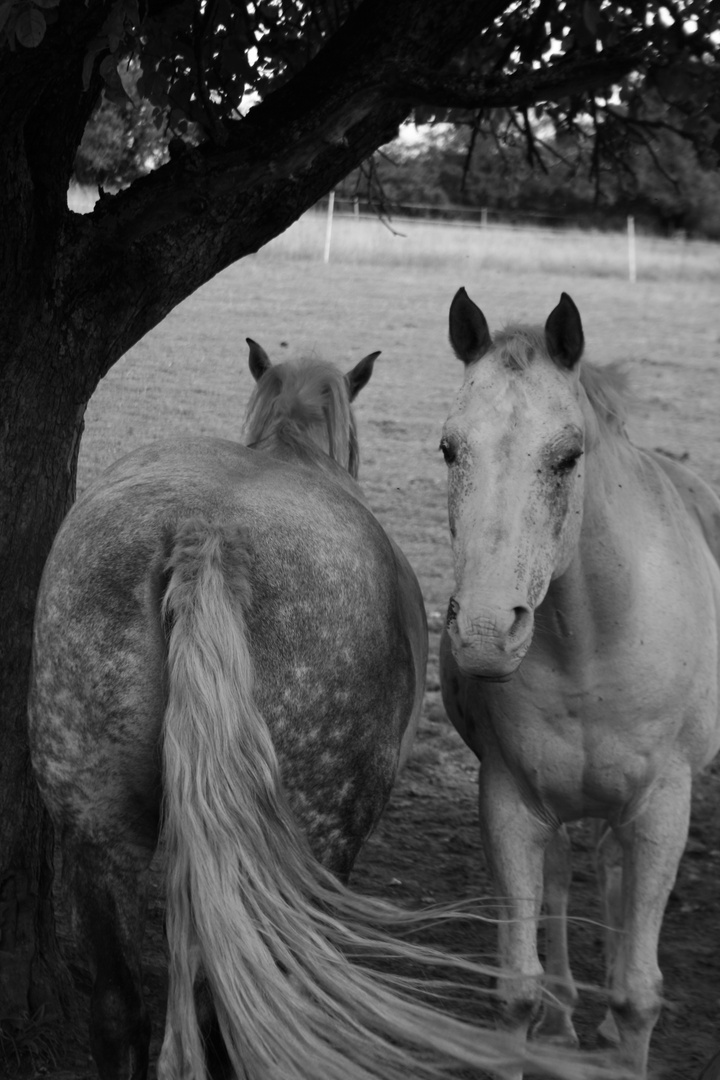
330,196,588,231
318,193,640,282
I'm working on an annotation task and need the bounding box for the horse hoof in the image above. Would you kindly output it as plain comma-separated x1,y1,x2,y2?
536,1031,580,1049
597,1011,621,1047
531,1014,579,1048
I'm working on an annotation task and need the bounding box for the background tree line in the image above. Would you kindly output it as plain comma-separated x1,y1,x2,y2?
338,114,720,236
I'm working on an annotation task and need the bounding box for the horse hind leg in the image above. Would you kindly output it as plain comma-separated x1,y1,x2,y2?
532,825,580,1047
63,835,153,1080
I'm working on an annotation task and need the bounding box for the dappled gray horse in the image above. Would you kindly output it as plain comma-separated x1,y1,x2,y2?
440,289,720,1079
28,344,433,1080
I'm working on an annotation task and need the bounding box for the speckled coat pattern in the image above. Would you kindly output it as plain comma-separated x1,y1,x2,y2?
26,355,430,1080
30,438,422,871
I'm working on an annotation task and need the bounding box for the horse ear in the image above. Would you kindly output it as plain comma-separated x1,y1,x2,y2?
545,293,584,369
246,338,272,382
449,288,491,364
345,351,380,401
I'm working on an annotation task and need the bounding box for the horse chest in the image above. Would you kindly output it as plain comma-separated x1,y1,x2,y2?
465,667,693,819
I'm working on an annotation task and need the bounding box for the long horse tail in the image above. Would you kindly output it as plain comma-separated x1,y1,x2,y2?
158,518,620,1080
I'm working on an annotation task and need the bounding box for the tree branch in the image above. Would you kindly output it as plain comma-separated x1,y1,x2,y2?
388,51,639,112
53,0,511,379
603,102,708,148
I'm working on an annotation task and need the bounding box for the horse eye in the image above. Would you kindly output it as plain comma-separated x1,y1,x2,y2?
439,437,456,465
555,450,583,474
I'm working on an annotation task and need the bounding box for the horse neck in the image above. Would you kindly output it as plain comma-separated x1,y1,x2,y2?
254,427,366,501
260,428,326,466
249,418,331,467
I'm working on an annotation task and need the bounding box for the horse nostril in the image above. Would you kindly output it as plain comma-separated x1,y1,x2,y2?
510,606,532,639
446,597,460,627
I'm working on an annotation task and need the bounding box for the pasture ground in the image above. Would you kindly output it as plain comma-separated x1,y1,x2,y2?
19,216,720,1078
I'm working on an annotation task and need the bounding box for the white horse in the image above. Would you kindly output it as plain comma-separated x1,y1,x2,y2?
440,288,720,1078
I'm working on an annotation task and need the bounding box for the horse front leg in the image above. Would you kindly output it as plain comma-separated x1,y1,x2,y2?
534,825,579,1046
608,762,693,1078
477,760,549,1073
594,820,624,1046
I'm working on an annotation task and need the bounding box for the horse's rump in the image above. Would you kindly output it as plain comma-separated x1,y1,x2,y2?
31,438,419,868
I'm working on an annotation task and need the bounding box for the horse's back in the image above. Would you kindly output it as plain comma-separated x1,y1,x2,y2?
645,448,720,569
30,437,425,868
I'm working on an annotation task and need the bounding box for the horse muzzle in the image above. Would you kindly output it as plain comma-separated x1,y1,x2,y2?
445,596,533,679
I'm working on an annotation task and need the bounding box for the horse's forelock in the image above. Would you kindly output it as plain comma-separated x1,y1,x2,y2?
493,324,628,437
494,325,546,371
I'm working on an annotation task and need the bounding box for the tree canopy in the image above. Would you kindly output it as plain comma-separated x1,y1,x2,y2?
61,1,720,237
1,0,719,1067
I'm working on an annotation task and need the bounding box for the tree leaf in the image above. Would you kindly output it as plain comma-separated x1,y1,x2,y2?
582,1,600,37
99,53,131,101
654,65,692,101
0,1,14,36
98,54,119,81
15,6,46,48
82,39,107,91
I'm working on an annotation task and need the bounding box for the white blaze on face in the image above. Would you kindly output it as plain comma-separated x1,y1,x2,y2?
442,352,586,679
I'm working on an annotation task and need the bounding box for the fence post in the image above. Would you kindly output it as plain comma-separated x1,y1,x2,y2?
627,215,636,283
481,207,488,228
323,190,335,263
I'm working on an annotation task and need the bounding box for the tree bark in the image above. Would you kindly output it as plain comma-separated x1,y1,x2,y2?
0,0,511,1037
0,326,86,1025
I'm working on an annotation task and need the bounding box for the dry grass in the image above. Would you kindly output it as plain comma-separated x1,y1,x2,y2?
264,210,720,283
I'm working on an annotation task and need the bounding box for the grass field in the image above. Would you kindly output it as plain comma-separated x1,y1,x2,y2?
80,214,720,622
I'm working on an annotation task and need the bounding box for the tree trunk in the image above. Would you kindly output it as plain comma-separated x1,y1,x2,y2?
0,325,88,1029
0,0,510,1042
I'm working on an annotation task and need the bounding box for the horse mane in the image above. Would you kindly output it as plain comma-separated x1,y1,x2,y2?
244,357,360,477
494,324,629,436
579,360,629,435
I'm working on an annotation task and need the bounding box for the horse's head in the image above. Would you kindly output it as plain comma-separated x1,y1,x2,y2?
244,340,380,477
442,289,588,680
247,340,380,403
